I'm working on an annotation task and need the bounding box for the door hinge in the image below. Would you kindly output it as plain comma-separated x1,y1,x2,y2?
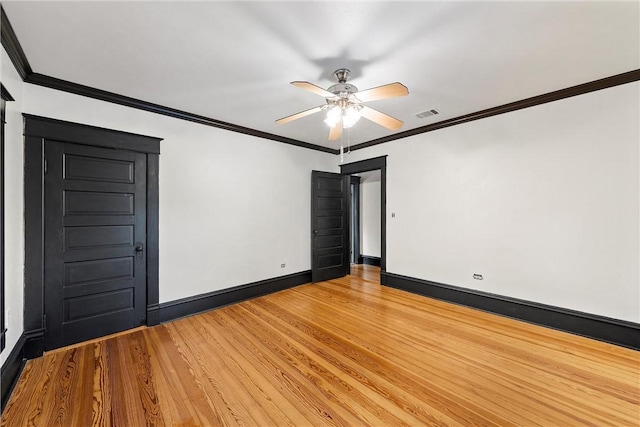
43,314,47,329
44,159,48,174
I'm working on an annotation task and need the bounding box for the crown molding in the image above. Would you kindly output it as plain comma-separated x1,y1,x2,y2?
0,6,32,80
25,73,338,154
1,84,14,102
0,6,336,154
2,5,637,155
351,69,640,151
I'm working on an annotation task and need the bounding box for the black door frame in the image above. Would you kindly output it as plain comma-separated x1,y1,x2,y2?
349,176,361,264
23,115,161,358
340,156,387,272
1,84,13,353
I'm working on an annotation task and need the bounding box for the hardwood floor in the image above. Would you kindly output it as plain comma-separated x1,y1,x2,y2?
2,265,639,426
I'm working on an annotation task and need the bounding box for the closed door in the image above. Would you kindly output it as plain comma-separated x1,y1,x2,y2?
44,141,147,350
311,170,349,282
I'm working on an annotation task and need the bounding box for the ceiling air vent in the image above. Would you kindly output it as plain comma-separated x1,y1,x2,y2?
414,108,440,119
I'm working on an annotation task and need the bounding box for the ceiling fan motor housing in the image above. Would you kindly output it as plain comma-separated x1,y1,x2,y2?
327,83,359,98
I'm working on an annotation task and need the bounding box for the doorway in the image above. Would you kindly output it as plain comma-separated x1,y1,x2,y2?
350,170,382,268
340,156,387,272
23,115,161,354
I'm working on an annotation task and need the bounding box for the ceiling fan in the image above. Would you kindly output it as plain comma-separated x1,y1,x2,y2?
276,69,409,140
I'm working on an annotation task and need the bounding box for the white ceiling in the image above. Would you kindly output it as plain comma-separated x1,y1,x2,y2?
3,1,639,150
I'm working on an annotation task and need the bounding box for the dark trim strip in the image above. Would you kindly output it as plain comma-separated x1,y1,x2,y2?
352,69,640,151
349,176,360,265
146,304,160,327
340,156,387,175
152,270,312,324
21,329,45,360
1,84,14,102
381,271,640,350
23,135,45,333
23,114,161,154
146,154,160,324
25,74,338,155
0,6,32,80
1,330,43,412
1,84,6,353
1,333,26,412
359,256,381,267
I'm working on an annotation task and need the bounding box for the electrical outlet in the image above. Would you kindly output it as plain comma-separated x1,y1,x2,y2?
280,263,286,268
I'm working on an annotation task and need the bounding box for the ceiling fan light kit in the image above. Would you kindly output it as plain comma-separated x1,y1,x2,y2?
276,68,409,140
324,103,362,129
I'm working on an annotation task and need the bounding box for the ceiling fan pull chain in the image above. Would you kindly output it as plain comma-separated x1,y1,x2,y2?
340,126,345,162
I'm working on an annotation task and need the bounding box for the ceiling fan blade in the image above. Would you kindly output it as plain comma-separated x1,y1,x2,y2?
275,105,324,125
291,81,336,98
360,106,404,130
328,121,343,140
353,82,409,103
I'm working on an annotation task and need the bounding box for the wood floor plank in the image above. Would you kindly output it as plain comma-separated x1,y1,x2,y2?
225,304,423,426
242,299,485,426
256,293,525,425
2,265,638,426
91,340,113,427
172,312,311,426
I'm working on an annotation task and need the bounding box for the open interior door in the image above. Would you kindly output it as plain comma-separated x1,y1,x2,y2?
311,171,350,282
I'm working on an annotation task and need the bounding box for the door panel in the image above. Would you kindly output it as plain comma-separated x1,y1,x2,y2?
64,155,134,183
64,191,135,215
44,142,147,350
311,171,349,282
64,225,134,251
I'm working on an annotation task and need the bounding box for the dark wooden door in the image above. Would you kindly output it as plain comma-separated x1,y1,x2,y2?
311,171,349,282
44,142,147,350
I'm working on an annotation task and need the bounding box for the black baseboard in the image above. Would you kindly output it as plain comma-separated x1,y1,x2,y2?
154,270,312,324
21,329,45,359
358,255,381,267
147,304,160,327
381,271,640,351
1,334,26,412
1,329,44,412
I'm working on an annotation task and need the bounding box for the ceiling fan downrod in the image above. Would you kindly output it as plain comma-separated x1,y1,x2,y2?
333,68,351,83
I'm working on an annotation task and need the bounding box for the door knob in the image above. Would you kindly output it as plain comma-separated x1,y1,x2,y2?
135,242,144,252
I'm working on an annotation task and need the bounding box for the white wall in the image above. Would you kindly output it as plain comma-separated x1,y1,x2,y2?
1,47,26,366
343,82,639,323
3,51,637,370
360,177,381,258
21,84,337,303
